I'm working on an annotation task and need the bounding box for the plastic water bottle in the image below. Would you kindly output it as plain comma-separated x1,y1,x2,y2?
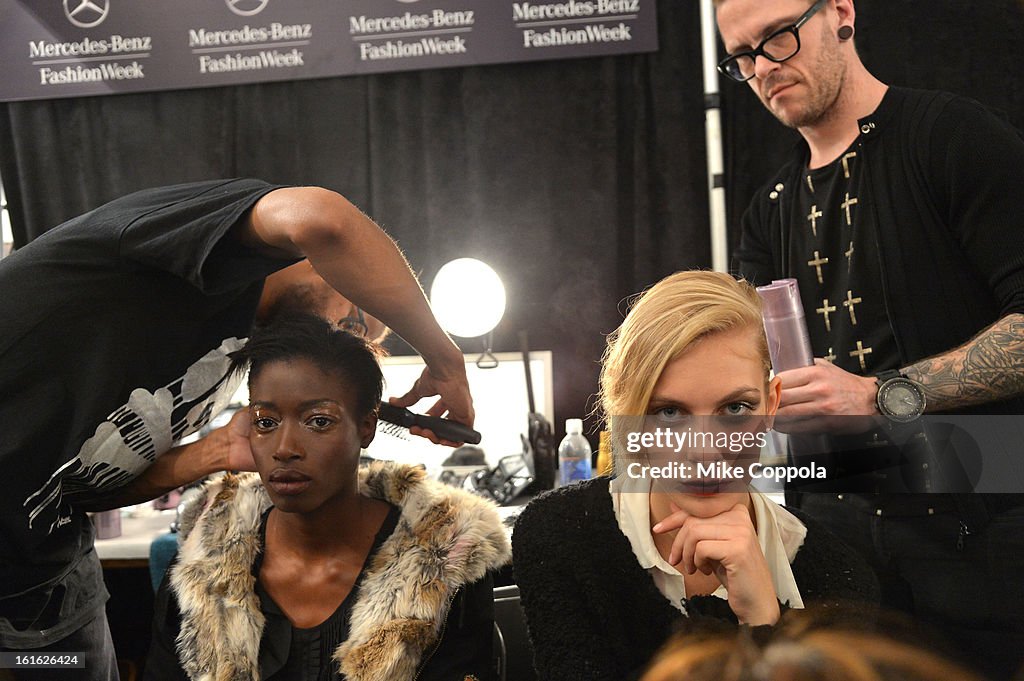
557,418,592,486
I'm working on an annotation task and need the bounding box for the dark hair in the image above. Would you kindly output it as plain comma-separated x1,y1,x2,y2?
231,312,384,420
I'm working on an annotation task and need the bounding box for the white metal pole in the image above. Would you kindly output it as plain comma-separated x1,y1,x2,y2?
700,0,729,273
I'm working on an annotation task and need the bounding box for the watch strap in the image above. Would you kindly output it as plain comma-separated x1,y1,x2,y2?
875,369,903,384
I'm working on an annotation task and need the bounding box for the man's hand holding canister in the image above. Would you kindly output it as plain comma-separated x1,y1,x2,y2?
773,358,881,434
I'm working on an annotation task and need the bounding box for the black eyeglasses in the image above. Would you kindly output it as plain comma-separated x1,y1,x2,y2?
718,0,826,83
338,306,368,338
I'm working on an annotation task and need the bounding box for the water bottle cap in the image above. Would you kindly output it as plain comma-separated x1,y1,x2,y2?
565,418,583,434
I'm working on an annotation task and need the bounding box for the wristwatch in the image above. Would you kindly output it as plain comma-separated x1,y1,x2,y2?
875,370,926,423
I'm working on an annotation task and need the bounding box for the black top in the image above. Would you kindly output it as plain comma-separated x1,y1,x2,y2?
255,505,401,681
0,178,289,646
790,140,909,487
512,477,880,681
792,142,898,376
734,86,1024,512
735,86,1024,414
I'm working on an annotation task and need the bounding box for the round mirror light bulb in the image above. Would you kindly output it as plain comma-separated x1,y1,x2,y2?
430,258,506,338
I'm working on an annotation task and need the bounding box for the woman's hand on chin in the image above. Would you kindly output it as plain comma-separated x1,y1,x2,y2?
652,502,781,626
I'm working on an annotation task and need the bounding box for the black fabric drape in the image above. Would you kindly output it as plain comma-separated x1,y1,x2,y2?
2,1,1022,436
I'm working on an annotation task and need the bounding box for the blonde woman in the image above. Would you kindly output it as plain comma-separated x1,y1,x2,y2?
512,271,877,681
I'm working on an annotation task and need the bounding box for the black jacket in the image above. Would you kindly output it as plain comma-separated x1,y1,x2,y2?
735,86,1024,415
512,478,879,681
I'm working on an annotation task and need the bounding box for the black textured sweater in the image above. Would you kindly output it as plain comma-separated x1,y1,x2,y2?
511,478,879,681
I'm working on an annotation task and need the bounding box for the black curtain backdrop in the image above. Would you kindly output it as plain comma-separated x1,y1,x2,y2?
1,1,1022,446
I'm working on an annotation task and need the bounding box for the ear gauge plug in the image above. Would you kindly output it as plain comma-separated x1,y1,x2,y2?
838,25,854,40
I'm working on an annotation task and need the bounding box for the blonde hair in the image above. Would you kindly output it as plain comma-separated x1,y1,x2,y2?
599,270,769,423
641,611,986,681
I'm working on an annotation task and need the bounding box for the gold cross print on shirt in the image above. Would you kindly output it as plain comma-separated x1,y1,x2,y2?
807,205,822,237
808,251,829,285
824,347,837,363
845,241,854,271
850,340,873,371
841,192,859,226
841,151,858,179
843,289,862,325
817,298,837,332
806,175,815,194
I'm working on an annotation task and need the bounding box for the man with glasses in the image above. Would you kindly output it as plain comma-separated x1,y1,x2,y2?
0,179,472,679
716,1,1024,678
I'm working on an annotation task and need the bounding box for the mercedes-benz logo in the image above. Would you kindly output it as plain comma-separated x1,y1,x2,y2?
63,0,109,28
226,0,269,16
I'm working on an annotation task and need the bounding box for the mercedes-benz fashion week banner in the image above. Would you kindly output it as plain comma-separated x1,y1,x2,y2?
0,0,658,102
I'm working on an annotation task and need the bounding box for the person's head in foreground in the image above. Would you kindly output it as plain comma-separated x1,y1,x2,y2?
641,608,985,681
601,269,781,514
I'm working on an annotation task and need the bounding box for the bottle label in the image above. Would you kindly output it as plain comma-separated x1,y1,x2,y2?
559,457,592,485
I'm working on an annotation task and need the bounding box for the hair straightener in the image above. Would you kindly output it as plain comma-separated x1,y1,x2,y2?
377,401,482,445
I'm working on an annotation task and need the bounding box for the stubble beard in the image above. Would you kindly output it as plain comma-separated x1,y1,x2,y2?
766,25,846,130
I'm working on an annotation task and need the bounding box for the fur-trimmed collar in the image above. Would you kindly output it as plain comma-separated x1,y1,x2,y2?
170,461,511,680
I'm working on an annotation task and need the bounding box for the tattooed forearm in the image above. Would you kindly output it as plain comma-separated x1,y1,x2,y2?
903,313,1024,411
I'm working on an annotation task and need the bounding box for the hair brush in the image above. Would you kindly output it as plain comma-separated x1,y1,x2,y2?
377,401,482,445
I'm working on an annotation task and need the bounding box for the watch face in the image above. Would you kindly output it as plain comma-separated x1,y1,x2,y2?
879,378,926,422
